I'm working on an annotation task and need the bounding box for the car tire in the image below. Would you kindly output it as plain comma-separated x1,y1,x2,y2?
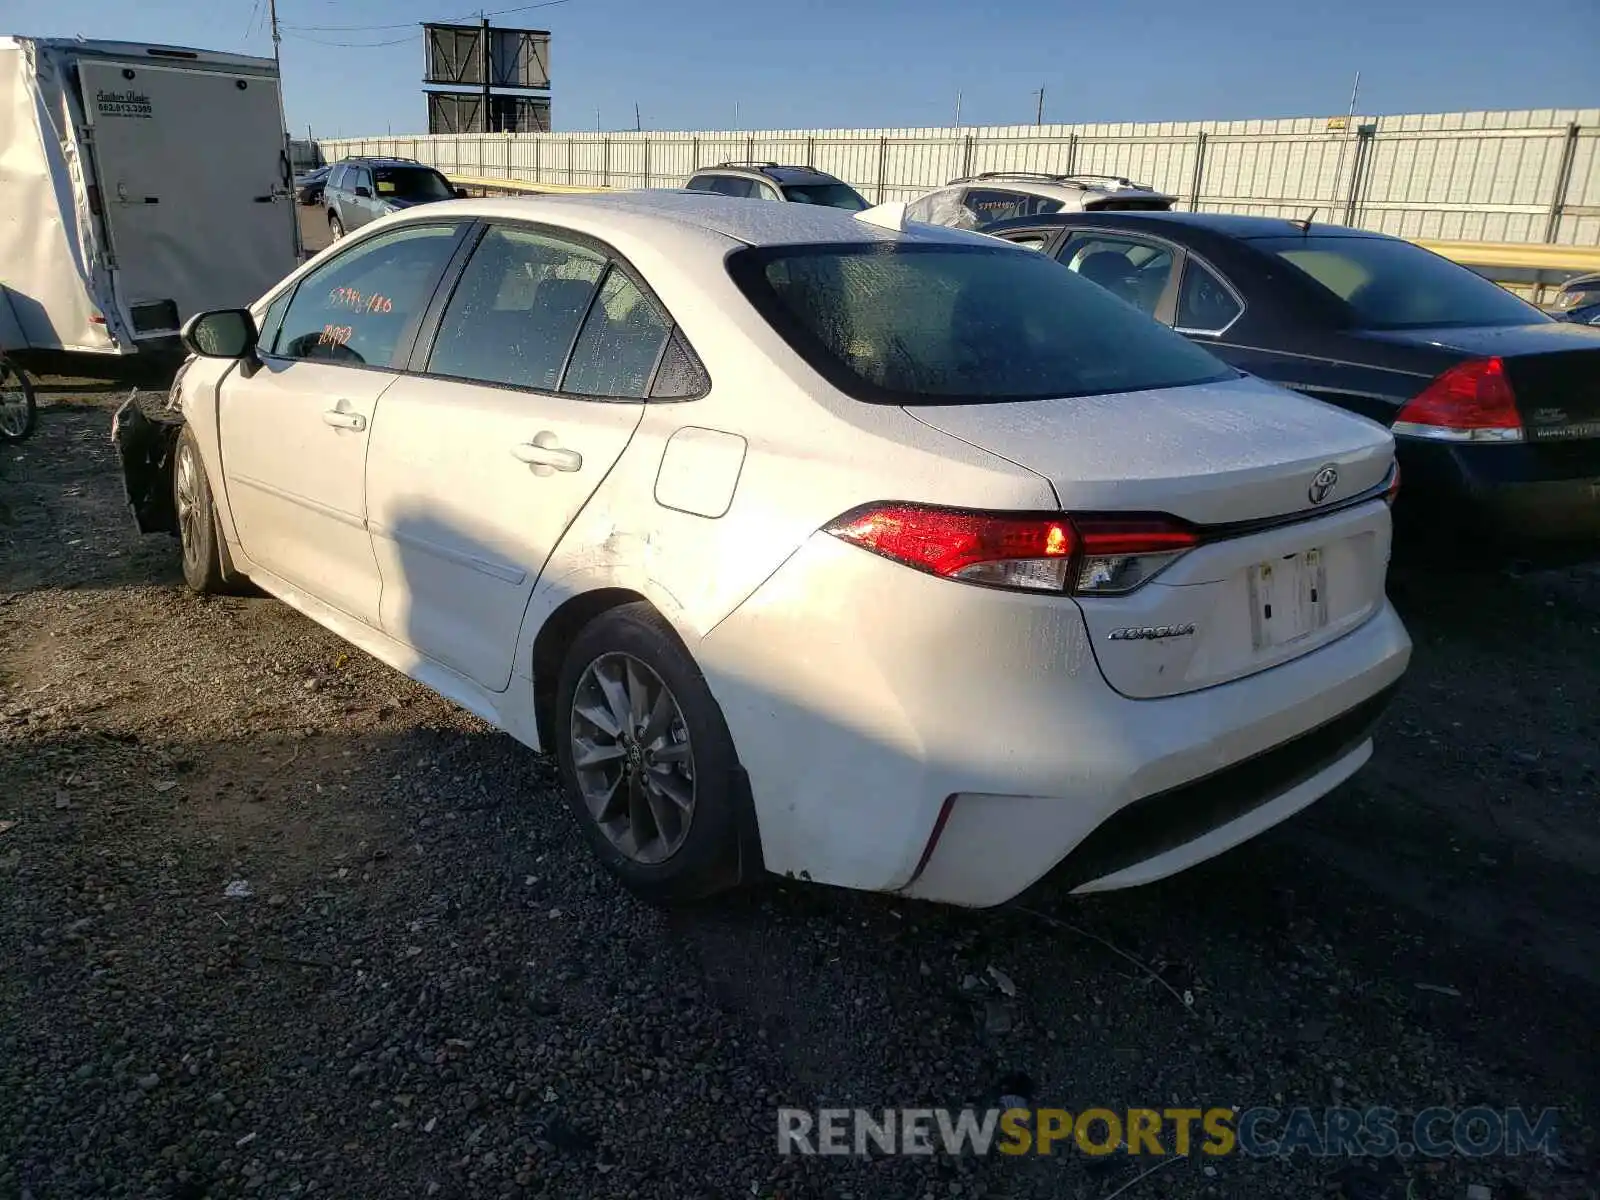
554,602,752,905
328,212,344,241
173,427,226,595
0,356,37,442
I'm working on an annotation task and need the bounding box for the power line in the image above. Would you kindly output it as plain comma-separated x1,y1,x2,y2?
282,30,420,47
281,0,570,33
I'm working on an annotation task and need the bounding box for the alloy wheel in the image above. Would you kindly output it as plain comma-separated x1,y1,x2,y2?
569,652,695,865
0,368,29,439
175,442,202,568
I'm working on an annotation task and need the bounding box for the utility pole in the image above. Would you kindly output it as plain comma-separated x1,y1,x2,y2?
1329,70,1362,223
480,15,493,132
954,89,961,129
1033,86,1045,127
635,101,641,132
267,0,301,256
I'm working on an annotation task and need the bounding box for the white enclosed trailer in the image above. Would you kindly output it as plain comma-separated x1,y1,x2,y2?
0,36,299,356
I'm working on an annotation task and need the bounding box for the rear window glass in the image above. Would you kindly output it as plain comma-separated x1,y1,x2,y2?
1257,235,1544,329
1085,197,1176,211
727,242,1233,405
373,167,454,202
781,183,869,211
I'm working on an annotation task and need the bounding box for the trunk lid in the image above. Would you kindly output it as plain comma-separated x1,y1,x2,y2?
905,373,1393,525
906,374,1397,699
1366,322,1600,439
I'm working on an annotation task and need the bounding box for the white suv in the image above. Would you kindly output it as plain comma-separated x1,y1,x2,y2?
906,172,1175,231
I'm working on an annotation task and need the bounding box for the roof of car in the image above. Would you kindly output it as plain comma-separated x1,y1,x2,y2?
692,162,850,185
387,189,994,249
334,156,433,169
935,174,1174,203
992,209,1392,240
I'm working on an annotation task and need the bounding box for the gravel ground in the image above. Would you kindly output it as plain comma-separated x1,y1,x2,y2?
2,385,1597,1200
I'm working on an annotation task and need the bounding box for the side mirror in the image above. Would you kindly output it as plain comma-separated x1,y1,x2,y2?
454,186,469,199
181,309,259,359
354,185,373,198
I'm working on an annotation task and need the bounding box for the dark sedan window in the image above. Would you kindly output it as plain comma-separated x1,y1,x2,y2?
728,242,1232,405
1176,261,1243,333
1258,235,1545,330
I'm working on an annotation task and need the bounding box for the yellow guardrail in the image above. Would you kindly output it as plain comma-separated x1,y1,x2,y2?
447,174,610,196
1417,240,1600,276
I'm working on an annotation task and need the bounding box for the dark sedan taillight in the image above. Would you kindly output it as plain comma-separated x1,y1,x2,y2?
1392,357,1523,443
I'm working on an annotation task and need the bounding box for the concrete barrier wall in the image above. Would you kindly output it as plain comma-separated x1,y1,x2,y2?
319,108,1600,246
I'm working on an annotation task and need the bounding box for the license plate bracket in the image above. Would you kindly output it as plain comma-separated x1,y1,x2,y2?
1248,548,1329,651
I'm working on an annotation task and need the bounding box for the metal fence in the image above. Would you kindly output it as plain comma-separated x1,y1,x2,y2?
318,108,1600,246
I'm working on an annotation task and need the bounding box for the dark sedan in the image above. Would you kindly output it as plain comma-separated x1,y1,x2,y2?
984,210,1600,562
295,165,330,206
1548,271,1600,326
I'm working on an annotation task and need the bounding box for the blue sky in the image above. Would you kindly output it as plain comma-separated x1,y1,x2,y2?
6,0,1598,136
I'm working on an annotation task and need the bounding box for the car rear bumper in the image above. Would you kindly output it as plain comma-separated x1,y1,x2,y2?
1395,435,1600,557
698,532,1411,907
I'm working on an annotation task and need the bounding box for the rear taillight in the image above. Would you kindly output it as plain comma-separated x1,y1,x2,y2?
823,504,1197,596
1392,357,1523,442
1383,463,1401,507
1072,516,1200,594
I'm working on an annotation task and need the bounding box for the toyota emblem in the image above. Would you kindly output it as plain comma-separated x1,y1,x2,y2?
1308,464,1339,505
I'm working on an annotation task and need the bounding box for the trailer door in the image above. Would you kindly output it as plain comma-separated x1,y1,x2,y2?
78,59,297,337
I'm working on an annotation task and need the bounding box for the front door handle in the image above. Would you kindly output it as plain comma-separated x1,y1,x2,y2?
322,407,367,432
512,431,582,476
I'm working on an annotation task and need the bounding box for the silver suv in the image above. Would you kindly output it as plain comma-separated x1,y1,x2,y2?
684,162,869,210
905,172,1175,231
324,157,462,241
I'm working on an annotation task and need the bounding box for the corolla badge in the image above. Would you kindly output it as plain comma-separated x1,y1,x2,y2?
1108,623,1197,641
1308,464,1339,505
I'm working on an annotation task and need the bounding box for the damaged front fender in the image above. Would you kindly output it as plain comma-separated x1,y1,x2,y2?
111,393,183,535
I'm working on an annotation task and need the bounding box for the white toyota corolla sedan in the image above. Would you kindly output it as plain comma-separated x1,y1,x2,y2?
115,190,1410,907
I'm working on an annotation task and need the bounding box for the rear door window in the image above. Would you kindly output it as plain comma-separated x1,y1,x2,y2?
1175,259,1244,334
562,268,672,398
273,223,464,367
427,226,606,390
727,242,1231,405
1057,233,1175,317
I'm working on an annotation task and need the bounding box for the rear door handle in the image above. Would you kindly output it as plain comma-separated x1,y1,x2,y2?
512,431,582,475
322,408,367,432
